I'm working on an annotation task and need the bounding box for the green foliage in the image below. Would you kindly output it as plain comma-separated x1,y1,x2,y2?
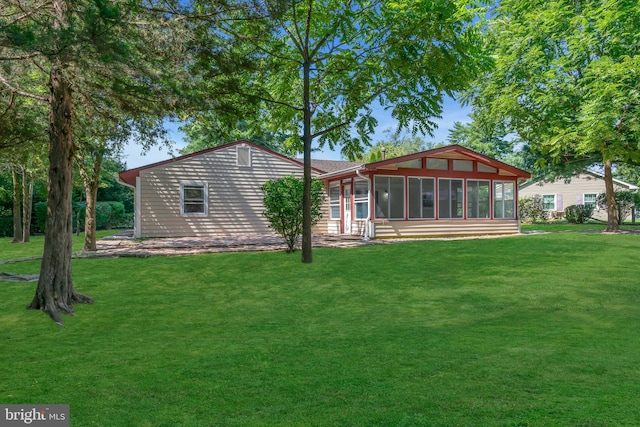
518,195,548,223
596,191,638,223
469,0,640,226
355,131,430,162
0,217,12,238
564,205,594,224
34,201,129,234
262,176,325,253
222,0,487,158
179,117,294,157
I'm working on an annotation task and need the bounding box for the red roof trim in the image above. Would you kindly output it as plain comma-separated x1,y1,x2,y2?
118,140,322,187
362,144,530,178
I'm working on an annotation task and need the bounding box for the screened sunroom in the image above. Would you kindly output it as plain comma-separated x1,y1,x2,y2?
319,145,530,239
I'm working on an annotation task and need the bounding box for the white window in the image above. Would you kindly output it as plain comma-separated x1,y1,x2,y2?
329,182,340,219
408,177,435,219
438,179,464,219
467,180,491,219
354,179,369,220
584,193,598,209
237,145,251,167
181,182,208,216
494,181,515,218
374,176,405,219
542,194,556,210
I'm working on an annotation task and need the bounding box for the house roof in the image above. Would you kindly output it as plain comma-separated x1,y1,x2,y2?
117,140,324,187
118,141,531,188
520,169,639,191
310,159,364,173
317,144,531,180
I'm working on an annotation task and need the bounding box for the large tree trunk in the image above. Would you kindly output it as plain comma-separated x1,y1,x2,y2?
79,152,103,252
22,170,33,243
27,64,93,325
603,158,619,232
11,167,23,243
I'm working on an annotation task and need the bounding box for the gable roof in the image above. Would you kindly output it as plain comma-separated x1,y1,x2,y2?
310,159,364,173
317,144,531,180
118,140,324,187
520,169,639,191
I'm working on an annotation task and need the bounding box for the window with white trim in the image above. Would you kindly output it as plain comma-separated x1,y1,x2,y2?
329,182,340,219
374,176,404,219
408,177,435,219
542,194,556,210
583,193,598,209
467,180,490,218
494,181,515,218
354,179,369,220
181,183,208,216
439,179,464,219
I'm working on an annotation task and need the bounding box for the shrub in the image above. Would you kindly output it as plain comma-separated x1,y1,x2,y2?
596,191,637,223
36,201,128,233
0,217,12,237
518,195,548,223
262,176,325,253
565,204,594,224
34,201,47,234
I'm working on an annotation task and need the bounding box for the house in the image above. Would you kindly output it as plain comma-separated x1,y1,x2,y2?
118,140,531,239
117,140,319,238
519,171,639,221
317,144,531,238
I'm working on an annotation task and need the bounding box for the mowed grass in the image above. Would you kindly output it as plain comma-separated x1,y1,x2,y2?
2,232,640,425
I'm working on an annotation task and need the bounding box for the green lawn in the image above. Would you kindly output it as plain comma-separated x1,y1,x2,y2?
521,221,640,233
2,232,640,425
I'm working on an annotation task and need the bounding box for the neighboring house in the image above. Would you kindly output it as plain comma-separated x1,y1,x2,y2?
118,140,531,239
519,171,639,220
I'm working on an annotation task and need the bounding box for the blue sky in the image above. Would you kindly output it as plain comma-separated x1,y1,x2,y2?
121,96,471,169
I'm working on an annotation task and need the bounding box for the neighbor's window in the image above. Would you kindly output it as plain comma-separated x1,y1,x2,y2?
354,179,369,220
467,180,490,218
542,194,556,210
408,177,435,219
438,179,464,219
374,176,404,219
329,182,340,219
237,145,251,167
494,181,515,218
181,183,207,216
584,193,598,209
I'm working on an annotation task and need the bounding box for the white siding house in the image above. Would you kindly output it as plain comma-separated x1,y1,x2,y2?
519,171,638,220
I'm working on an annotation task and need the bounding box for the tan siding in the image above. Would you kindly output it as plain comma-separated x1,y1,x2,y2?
138,146,306,237
519,173,632,220
373,220,519,238
312,185,330,235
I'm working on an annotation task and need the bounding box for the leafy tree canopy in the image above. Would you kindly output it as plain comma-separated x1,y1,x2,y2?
468,0,640,230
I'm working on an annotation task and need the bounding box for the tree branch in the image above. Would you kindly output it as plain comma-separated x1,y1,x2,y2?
0,52,43,61
0,73,48,102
